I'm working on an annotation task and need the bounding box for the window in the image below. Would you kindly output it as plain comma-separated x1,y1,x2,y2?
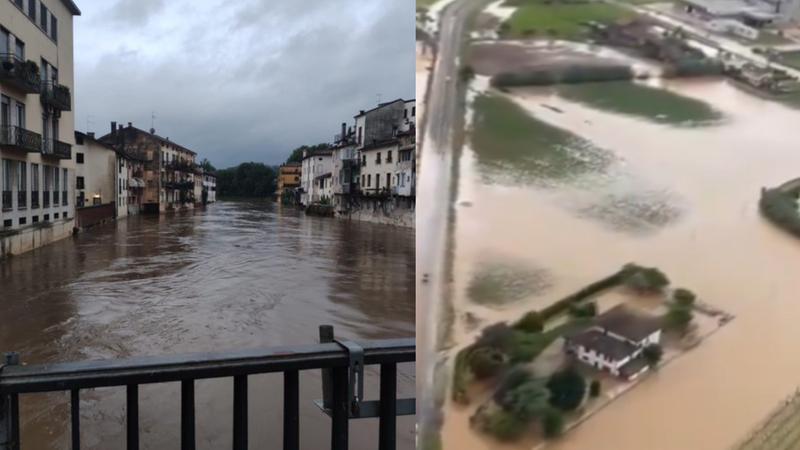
17,162,26,209
40,4,48,31
376,152,381,164
0,29,8,56
32,216,38,223
50,15,57,42
76,153,84,164
15,102,24,128
76,176,84,189
28,0,36,20
53,167,59,205
18,217,25,225
386,173,391,188
387,150,392,163
31,163,39,208
1,96,9,128
2,159,13,211
412,106,416,117
367,174,371,187
14,38,24,60
3,219,11,228
62,168,67,205
358,126,362,145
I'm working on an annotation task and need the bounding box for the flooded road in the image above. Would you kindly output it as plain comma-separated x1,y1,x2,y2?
0,200,415,449
442,78,800,450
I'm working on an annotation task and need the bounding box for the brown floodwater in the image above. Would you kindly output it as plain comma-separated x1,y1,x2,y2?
0,200,415,449
442,78,800,450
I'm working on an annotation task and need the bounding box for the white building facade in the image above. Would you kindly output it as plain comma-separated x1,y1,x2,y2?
0,0,80,256
300,148,332,206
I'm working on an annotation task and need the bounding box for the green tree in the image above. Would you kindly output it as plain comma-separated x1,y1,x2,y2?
502,379,550,420
541,409,565,438
546,367,586,411
673,288,696,307
515,311,544,333
198,158,216,172
483,410,527,441
666,304,693,332
589,379,601,398
642,344,663,366
623,266,670,292
286,143,331,164
469,347,506,379
216,162,277,198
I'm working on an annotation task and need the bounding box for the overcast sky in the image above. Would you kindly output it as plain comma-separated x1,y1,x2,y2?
73,0,414,168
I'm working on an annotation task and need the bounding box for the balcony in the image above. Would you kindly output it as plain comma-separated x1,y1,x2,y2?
40,81,71,111
31,191,39,209
165,160,196,173
1,191,11,211
0,125,42,153
165,180,193,191
0,54,40,93
43,191,50,209
42,139,72,159
17,191,26,209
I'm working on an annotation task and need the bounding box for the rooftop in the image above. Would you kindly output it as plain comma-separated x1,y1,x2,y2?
595,304,662,342
568,329,639,361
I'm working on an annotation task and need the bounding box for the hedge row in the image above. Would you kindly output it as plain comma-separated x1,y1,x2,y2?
491,65,634,88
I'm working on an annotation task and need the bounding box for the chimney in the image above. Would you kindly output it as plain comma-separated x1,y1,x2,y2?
150,128,155,134
360,110,365,115
341,122,346,142
127,122,132,128
87,132,95,139
111,121,117,135
118,124,123,132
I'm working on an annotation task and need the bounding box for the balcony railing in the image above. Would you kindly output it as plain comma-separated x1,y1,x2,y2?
42,191,50,208
53,191,59,205
0,326,414,450
31,191,39,209
42,139,72,159
0,54,40,94
1,191,11,211
40,81,71,111
165,160,196,173
62,191,68,206
16,191,25,209
0,126,42,153
165,180,194,191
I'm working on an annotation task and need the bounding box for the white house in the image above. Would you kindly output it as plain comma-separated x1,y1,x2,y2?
202,171,216,204
565,304,662,380
394,134,416,197
300,148,332,206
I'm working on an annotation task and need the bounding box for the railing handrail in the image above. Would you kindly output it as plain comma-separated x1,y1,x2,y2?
0,338,414,395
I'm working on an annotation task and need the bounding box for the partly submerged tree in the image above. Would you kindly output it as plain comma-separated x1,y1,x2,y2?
502,379,550,420
546,367,586,411
642,344,663,367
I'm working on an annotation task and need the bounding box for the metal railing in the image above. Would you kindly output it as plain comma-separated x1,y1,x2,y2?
0,326,414,450
15,192,25,209
42,139,72,159
42,191,50,209
53,191,59,206
30,191,39,209
0,126,42,153
40,81,71,111
62,191,68,206
0,54,40,94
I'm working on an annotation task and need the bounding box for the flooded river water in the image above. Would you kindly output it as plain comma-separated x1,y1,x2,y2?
443,77,800,450
0,200,415,449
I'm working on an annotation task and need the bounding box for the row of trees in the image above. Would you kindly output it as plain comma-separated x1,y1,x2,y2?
210,142,331,199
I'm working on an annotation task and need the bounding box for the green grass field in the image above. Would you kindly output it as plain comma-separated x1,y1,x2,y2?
471,93,612,185
502,1,635,40
557,81,724,126
777,51,800,71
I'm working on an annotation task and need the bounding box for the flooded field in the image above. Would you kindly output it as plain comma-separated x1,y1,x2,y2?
0,201,415,449
442,77,800,449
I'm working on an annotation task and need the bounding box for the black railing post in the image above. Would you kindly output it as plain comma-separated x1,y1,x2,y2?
330,366,349,450
378,363,397,450
283,370,299,450
70,389,80,450
233,375,247,450
0,352,20,450
181,380,195,450
126,384,139,450
319,325,334,410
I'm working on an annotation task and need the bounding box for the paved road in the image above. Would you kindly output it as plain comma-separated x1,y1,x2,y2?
416,0,489,440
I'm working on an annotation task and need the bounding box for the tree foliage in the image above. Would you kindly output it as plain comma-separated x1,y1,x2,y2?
673,288,696,307
666,304,693,332
198,158,216,172
589,379,601,398
541,408,565,438
546,367,586,411
216,162,277,198
515,311,544,332
285,143,331,164
483,410,527,441
501,379,550,420
469,347,506,380
622,265,670,292
642,344,663,366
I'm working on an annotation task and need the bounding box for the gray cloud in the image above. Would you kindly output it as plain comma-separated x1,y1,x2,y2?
74,0,414,168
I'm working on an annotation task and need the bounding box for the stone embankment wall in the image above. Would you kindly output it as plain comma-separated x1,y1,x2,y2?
0,219,74,259
337,197,415,228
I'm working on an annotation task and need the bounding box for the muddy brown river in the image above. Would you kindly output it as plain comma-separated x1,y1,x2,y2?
0,200,415,449
441,77,800,450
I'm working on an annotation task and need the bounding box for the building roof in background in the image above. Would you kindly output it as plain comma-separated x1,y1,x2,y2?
354,98,408,118
595,304,662,342
568,329,638,361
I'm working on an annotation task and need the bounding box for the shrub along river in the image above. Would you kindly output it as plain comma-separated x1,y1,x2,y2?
443,77,800,449
0,200,415,449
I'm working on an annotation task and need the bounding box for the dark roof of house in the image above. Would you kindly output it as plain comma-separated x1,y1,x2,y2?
98,126,197,156
62,0,81,15
595,304,662,342
568,329,638,362
75,131,115,151
301,148,332,160
360,138,399,152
